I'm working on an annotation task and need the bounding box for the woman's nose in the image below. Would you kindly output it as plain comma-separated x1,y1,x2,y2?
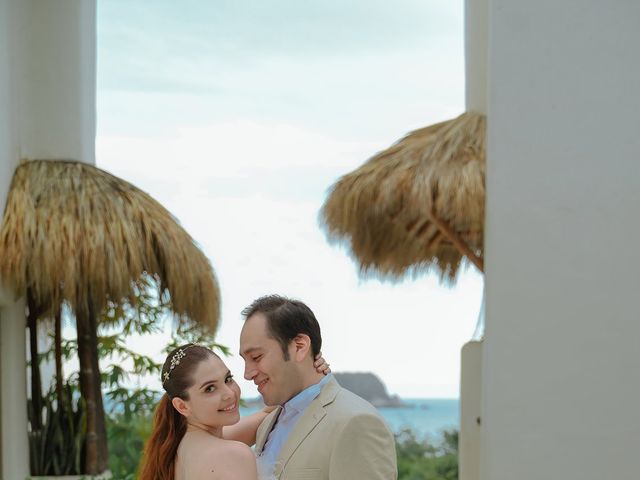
221,383,235,400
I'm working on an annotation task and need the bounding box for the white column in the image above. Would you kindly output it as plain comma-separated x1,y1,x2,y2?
459,2,488,479
483,1,640,479
0,301,28,479
0,0,27,476
0,0,96,478
465,0,488,114
20,0,97,163
459,340,482,480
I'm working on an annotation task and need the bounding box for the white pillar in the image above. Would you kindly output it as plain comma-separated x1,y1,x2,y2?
0,301,28,479
459,340,482,480
459,2,488,479
483,1,640,479
20,0,97,163
465,0,488,114
0,0,96,478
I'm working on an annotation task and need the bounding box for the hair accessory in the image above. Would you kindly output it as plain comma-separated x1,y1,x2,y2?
162,345,194,384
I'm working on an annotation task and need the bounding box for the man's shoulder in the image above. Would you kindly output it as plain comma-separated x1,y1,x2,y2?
325,382,383,419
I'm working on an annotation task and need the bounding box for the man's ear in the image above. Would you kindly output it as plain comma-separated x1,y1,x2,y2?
291,334,311,362
171,396,190,417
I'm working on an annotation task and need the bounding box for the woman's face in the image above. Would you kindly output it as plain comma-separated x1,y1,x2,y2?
181,355,241,431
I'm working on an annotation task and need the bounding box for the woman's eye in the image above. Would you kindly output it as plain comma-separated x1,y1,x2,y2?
205,385,215,393
225,375,234,384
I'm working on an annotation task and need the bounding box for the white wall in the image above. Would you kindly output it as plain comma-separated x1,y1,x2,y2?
0,0,96,478
483,1,640,480
0,1,28,476
0,0,19,206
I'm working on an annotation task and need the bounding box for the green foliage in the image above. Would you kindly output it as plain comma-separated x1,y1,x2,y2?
165,322,231,356
396,428,459,480
28,381,86,475
30,275,230,479
107,410,154,480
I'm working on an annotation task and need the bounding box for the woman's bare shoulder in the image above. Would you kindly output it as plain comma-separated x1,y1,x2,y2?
196,440,257,479
214,439,255,459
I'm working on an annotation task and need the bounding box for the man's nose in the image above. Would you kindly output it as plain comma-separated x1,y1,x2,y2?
244,362,256,381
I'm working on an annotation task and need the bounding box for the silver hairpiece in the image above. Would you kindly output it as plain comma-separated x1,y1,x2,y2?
162,345,194,384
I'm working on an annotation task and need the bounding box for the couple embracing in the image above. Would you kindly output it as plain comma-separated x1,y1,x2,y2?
139,295,397,479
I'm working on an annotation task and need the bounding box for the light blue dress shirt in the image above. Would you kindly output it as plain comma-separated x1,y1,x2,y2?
256,374,332,477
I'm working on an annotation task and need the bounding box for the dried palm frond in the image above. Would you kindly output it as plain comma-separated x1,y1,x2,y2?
0,159,220,331
321,111,486,282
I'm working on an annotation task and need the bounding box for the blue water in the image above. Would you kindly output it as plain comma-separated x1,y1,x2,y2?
241,398,458,440
379,398,458,440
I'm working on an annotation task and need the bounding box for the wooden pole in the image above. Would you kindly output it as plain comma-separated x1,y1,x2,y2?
429,209,484,273
27,289,43,432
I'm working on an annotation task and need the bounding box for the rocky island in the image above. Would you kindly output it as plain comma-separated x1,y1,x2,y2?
333,372,404,407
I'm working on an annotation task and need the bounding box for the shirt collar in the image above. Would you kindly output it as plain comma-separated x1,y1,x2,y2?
282,374,332,416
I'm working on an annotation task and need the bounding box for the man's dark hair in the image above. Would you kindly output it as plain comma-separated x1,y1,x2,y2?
241,294,322,360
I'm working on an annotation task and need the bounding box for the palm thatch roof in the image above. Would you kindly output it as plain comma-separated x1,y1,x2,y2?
0,159,220,330
321,111,486,281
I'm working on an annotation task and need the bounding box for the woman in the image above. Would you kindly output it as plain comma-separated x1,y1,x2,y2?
138,344,329,480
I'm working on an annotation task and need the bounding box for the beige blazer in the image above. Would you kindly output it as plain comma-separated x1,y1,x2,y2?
255,377,397,480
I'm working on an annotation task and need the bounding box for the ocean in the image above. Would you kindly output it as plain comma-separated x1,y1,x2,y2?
240,398,459,441
379,398,459,440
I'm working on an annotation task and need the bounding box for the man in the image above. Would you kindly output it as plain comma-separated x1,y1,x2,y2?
239,294,397,480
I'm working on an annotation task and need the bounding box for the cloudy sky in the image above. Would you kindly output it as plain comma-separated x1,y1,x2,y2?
95,0,483,398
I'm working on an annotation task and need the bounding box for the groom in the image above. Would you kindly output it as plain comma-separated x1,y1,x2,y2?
240,295,397,479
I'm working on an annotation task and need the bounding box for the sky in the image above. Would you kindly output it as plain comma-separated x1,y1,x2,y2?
95,0,483,398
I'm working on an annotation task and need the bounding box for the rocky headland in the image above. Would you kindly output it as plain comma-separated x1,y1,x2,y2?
333,372,405,407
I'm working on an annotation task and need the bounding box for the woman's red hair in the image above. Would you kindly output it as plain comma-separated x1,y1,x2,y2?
138,393,186,480
138,345,216,479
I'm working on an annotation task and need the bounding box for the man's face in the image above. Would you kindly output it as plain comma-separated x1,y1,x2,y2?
240,313,300,406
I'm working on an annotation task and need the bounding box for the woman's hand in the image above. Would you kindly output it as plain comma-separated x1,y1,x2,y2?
314,352,331,375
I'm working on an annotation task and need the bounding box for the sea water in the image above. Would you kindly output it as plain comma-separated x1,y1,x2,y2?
240,398,459,440
379,398,458,440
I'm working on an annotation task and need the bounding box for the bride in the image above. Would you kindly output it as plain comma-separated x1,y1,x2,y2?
138,344,329,480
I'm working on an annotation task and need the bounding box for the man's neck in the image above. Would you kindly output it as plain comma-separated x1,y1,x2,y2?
299,371,325,391
283,370,326,404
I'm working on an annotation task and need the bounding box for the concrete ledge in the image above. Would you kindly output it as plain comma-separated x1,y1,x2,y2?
28,471,112,480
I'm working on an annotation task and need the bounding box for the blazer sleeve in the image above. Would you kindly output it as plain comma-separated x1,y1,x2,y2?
329,412,397,480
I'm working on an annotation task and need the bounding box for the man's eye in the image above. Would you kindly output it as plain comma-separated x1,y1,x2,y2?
252,355,262,362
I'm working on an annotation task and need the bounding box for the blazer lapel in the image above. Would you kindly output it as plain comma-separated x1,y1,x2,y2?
255,406,282,455
274,377,340,477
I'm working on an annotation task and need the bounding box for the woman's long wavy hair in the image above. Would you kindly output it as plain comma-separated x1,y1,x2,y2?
138,344,217,480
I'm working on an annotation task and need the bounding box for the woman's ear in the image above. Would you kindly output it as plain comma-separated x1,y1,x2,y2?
292,334,311,362
172,396,190,417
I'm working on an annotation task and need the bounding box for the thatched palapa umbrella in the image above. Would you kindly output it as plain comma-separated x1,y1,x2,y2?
0,159,220,474
321,112,485,281
321,0,488,283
